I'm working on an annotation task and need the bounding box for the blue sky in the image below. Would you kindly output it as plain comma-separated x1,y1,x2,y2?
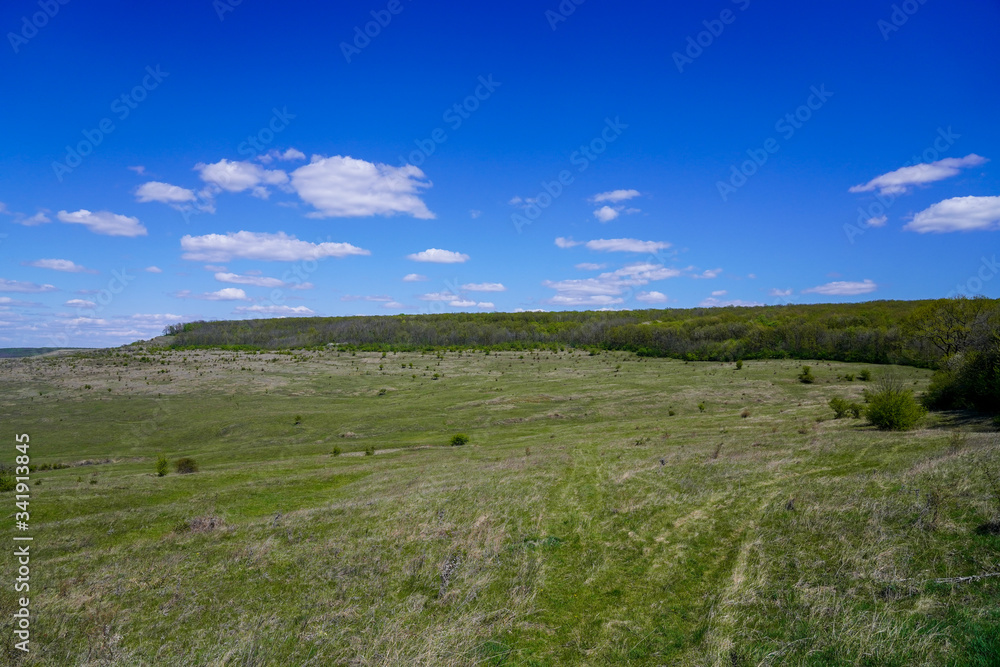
2,0,999,347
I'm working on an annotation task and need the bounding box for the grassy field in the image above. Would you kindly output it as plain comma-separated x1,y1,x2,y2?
1,347,999,665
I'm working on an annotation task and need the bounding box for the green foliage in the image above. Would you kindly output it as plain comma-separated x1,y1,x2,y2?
864,374,926,431
844,373,854,381
735,359,743,370
364,444,375,456
858,369,872,381
450,433,470,446
174,457,198,474
798,365,815,384
155,454,169,477
829,397,851,419
331,445,342,457
0,465,14,492
697,402,706,413
294,414,302,425
849,402,863,418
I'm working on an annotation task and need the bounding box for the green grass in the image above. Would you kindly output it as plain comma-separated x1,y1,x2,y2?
1,348,998,665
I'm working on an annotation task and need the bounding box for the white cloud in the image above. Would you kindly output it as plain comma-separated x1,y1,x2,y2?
406,248,469,263
768,288,793,297
180,231,370,262
636,291,667,303
127,165,146,175
449,299,477,307
849,154,988,196
585,238,670,253
23,259,95,273
418,292,459,301
214,272,287,288
543,261,680,306
469,209,482,219
711,290,727,296
461,282,506,292
699,298,763,307
865,215,888,228
904,195,1000,233
145,266,163,273
575,263,606,271
802,279,877,296
290,155,434,219
135,181,197,204
591,189,640,203
0,279,57,293
18,211,50,226
57,209,147,237
256,148,307,164
477,302,495,309
403,273,428,282
593,205,620,222
548,294,624,307
234,304,316,316
196,159,289,194
65,299,96,308
555,237,581,248
381,301,404,309
693,268,722,279
178,288,249,301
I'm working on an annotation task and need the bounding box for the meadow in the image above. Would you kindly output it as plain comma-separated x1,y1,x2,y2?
1,346,998,665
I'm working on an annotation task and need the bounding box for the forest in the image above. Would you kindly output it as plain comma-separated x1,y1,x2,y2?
163,298,998,414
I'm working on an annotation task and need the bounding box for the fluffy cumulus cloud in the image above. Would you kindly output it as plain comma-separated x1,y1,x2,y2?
290,155,434,219
214,272,287,288
234,304,316,316
543,262,680,306
1,203,51,226
849,154,988,196
693,268,723,279
418,292,459,301
23,259,95,273
196,159,289,195
593,206,620,222
555,237,581,248
135,181,197,204
636,291,667,303
402,273,428,282
64,299,96,308
591,189,640,203
0,278,57,293
180,231,370,262
178,288,249,301
769,288,793,297
904,196,1000,233
802,279,877,296
477,302,495,309
449,299,477,307
406,248,469,263
57,209,147,237
461,282,505,292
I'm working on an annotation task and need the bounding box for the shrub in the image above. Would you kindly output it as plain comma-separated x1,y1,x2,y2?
174,457,198,474
155,454,169,477
735,360,743,370
0,466,14,492
844,373,854,381
668,409,676,416
864,374,926,431
849,402,863,418
450,433,470,446
798,366,815,384
858,369,872,381
331,445,342,457
829,397,851,419
740,408,751,419
294,414,302,425
364,444,375,456
698,402,706,413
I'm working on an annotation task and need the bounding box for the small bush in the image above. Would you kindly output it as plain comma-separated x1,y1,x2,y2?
740,408,751,419
735,360,743,370
294,414,302,425
798,366,815,384
864,374,926,431
858,369,872,382
668,409,676,416
849,402,863,418
829,397,851,419
450,433,470,447
174,457,198,474
364,444,375,456
331,445,342,457
844,373,854,381
698,402,706,413
0,466,14,492
155,454,169,477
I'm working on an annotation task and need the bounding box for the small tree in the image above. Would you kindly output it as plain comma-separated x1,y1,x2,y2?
829,397,850,419
155,454,169,477
858,369,872,382
735,360,743,370
450,434,470,446
798,366,815,384
864,373,926,431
